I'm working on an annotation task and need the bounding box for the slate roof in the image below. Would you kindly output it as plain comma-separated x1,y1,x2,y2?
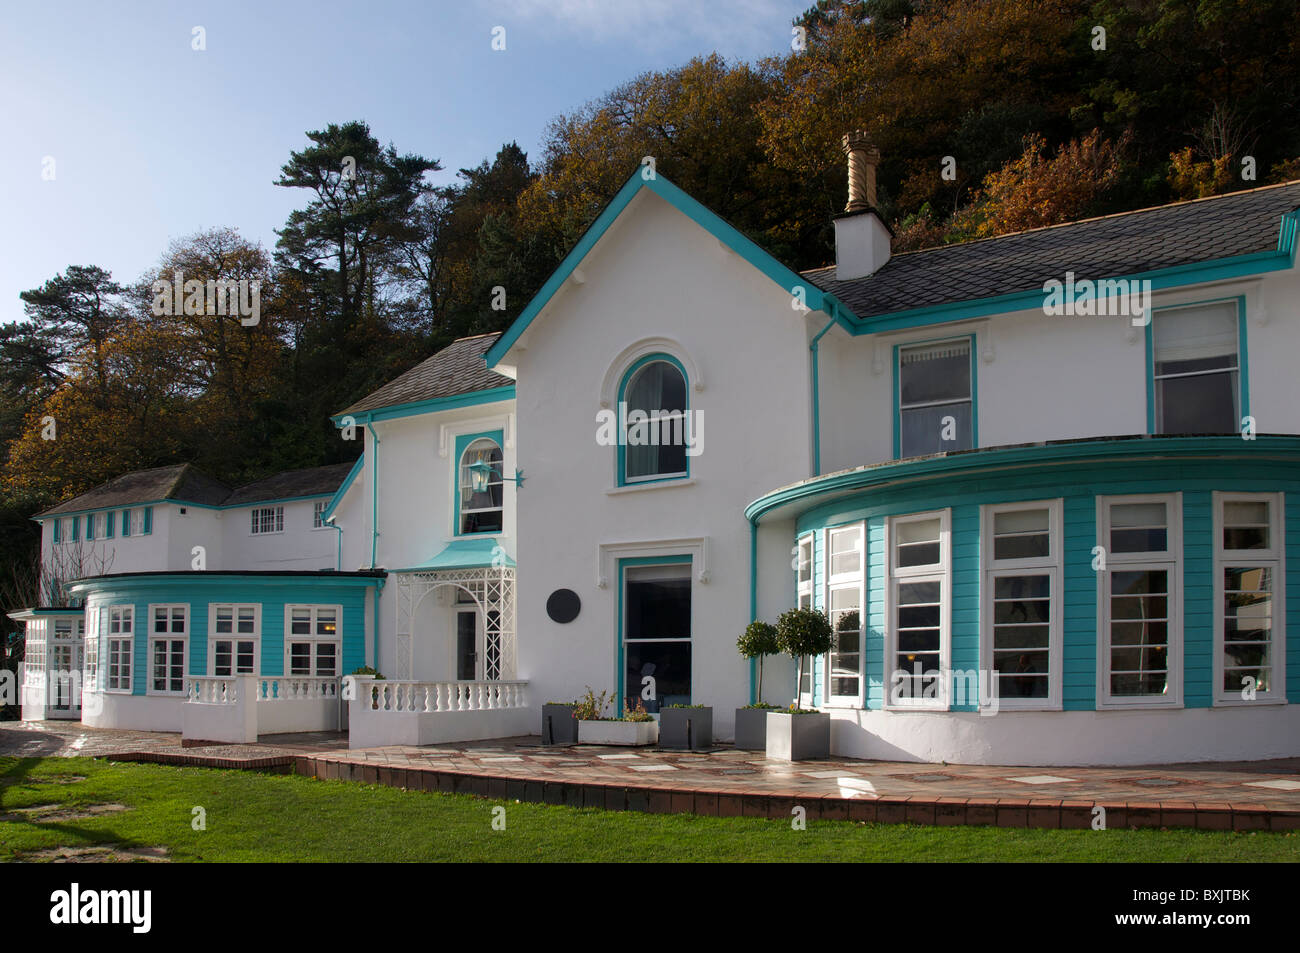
36,461,357,517
803,181,1300,320
37,464,232,517
222,462,358,506
337,333,513,418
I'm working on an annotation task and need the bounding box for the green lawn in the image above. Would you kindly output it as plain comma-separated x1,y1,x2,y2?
1,756,1296,862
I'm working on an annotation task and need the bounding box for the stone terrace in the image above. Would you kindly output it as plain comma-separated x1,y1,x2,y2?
5,722,1300,831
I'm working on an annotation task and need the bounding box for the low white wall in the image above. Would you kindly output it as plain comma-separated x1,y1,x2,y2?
183,695,258,744
82,692,185,732
21,681,48,721
257,697,342,735
348,700,533,749
829,705,1300,766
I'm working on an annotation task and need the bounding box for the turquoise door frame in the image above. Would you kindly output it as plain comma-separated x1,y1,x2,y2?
615,554,693,714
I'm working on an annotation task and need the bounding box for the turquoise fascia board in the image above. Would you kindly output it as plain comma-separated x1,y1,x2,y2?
37,491,340,524
746,435,1300,525
68,572,385,598
484,170,848,370
331,385,515,427
453,429,505,537
845,215,1298,335
615,553,693,714
322,454,364,522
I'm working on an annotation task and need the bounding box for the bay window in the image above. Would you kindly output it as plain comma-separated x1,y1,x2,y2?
1214,492,1284,704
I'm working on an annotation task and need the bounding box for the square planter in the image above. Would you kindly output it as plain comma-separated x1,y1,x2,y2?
541,704,578,745
765,711,830,761
659,707,712,749
733,707,773,750
577,719,659,746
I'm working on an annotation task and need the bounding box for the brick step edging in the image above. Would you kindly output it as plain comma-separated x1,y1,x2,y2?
293,756,1300,832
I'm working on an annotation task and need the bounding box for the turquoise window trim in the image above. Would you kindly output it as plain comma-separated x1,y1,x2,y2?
53,519,61,544
121,509,131,537
142,507,152,535
615,352,691,487
1146,295,1249,435
85,514,94,541
615,554,693,715
892,333,978,460
105,511,114,539
330,386,515,427
453,430,505,538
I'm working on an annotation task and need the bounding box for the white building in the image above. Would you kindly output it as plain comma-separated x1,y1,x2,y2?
11,139,1300,765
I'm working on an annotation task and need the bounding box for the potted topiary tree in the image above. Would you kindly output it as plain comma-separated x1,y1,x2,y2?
767,607,833,761
734,620,781,749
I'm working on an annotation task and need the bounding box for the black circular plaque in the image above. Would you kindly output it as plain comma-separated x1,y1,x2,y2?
546,588,581,623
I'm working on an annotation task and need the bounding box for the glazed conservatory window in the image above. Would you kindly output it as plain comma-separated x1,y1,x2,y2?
887,510,950,709
286,605,341,677
458,438,504,534
1098,495,1181,708
1152,301,1240,434
149,605,187,695
250,506,284,535
1214,493,1284,705
620,357,688,483
981,501,1063,709
106,606,133,692
826,524,864,703
897,339,972,459
211,604,259,676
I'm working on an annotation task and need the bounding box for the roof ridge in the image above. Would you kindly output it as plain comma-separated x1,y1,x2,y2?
801,179,1300,271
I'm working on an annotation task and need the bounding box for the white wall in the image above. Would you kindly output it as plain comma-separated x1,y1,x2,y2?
508,188,817,739
817,269,1300,474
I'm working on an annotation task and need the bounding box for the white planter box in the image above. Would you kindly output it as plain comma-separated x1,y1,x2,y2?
577,719,659,746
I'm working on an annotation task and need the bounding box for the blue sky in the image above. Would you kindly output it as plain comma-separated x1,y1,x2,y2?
1,0,808,323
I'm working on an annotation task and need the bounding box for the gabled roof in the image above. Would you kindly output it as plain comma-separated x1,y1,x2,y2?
336,333,513,419
37,464,231,517
484,170,839,369
222,462,358,506
35,461,358,518
804,181,1300,322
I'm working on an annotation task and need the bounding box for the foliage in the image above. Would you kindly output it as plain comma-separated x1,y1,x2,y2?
621,698,655,722
776,607,834,659
737,620,780,659
349,666,385,679
572,687,613,721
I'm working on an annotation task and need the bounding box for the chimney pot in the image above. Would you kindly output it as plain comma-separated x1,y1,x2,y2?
842,131,881,212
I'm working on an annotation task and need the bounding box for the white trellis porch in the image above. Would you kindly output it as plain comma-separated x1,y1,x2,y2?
393,565,517,680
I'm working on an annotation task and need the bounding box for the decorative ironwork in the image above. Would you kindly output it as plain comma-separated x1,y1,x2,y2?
393,566,516,680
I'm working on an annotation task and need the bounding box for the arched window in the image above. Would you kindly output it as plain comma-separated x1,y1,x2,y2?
619,355,689,484
458,438,503,534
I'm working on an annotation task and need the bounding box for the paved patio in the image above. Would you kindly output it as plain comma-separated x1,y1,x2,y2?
6,721,1300,830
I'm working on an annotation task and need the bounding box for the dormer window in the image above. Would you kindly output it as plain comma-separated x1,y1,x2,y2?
619,355,689,484
458,438,503,534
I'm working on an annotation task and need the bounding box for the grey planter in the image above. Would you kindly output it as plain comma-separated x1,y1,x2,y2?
733,707,772,750
541,704,578,745
660,707,712,749
765,711,830,761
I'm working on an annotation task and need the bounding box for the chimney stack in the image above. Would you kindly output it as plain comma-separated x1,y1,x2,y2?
834,131,891,281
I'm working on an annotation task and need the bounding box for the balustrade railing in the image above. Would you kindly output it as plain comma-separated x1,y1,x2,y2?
361,680,527,714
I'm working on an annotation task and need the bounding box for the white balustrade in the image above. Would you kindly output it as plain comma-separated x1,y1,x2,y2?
255,676,339,701
187,677,240,705
361,679,527,714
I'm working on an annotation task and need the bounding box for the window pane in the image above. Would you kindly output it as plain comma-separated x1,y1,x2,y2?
899,403,972,458
625,361,688,481
1110,502,1167,553
1157,372,1238,434
899,341,970,405
1154,302,1237,369
830,526,861,575
1223,501,1269,550
624,640,690,712
993,508,1050,560
291,609,312,635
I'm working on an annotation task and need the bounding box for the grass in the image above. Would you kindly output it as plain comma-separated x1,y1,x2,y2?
1,755,1297,862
